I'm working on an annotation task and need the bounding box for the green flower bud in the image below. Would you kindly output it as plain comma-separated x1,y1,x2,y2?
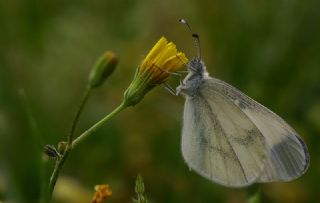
88,51,118,88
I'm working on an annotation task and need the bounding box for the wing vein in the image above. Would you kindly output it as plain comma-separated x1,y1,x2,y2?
199,93,248,183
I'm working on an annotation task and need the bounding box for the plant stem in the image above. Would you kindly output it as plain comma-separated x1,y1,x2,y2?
72,101,127,148
46,101,127,202
68,86,91,145
47,86,91,201
46,148,70,202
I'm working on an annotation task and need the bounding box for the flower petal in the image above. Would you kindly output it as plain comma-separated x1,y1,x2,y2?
141,37,168,70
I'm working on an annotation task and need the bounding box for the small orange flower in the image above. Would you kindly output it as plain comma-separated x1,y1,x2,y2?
123,37,188,106
91,184,112,203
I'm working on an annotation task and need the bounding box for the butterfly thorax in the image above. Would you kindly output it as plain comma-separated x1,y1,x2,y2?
176,58,209,97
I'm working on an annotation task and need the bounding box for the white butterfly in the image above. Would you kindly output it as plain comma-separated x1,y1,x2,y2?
175,19,309,187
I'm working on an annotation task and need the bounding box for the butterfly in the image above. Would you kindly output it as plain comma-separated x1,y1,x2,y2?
175,19,309,187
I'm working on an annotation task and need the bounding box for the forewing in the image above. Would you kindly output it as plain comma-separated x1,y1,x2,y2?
207,78,309,182
181,82,267,187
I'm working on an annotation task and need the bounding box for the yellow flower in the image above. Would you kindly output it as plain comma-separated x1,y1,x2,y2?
123,37,188,106
140,37,188,83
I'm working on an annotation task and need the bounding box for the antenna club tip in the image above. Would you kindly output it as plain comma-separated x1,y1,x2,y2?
179,18,187,24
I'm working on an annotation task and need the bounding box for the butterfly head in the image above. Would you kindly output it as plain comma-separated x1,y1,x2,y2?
188,57,207,75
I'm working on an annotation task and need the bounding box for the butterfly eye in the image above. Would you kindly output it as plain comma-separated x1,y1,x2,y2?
44,145,61,159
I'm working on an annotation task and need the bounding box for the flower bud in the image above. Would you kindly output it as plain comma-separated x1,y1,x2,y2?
88,51,118,88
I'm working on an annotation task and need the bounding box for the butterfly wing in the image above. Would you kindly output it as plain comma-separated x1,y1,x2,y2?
181,79,268,187
202,77,309,183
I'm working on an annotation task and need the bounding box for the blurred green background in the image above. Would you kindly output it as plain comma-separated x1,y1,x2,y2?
1,0,320,202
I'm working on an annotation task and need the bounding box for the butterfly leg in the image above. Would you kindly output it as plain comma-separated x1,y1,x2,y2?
176,70,189,74
153,64,184,82
162,83,176,96
154,64,185,94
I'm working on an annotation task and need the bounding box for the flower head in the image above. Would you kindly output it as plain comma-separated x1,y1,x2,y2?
123,37,188,106
91,184,112,203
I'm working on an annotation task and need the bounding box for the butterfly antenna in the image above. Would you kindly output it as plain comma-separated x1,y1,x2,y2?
179,18,201,59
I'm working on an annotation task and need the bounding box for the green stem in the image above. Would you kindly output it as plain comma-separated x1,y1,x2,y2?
46,86,92,202
72,101,127,148
46,148,70,202
68,86,91,145
46,101,127,202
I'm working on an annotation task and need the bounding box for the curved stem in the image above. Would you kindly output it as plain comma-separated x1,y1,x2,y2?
46,101,127,202
68,86,91,145
72,101,127,148
46,86,91,202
